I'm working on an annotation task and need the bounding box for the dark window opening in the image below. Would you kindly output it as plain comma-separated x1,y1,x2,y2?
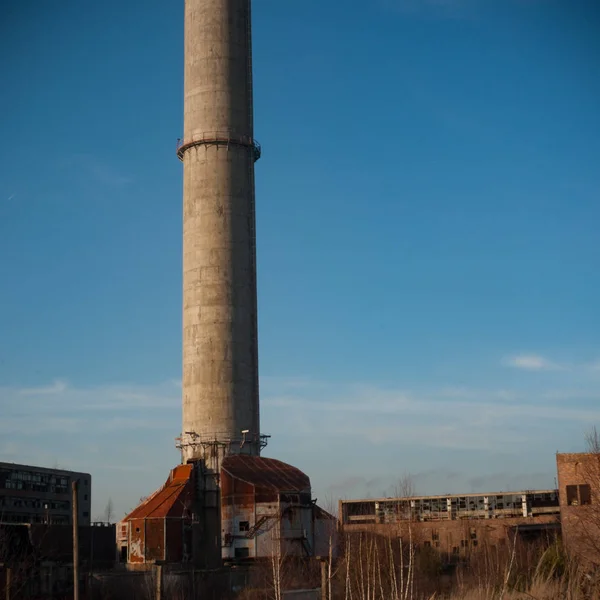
452,547,459,555
473,540,479,547
120,546,127,562
239,521,250,532
424,541,431,548
83,511,89,517
235,547,250,559
461,540,468,548
580,484,592,505
567,485,579,506
567,484,592,506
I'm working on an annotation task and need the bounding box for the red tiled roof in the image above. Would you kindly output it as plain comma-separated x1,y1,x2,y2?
124,464,194,520
222,455,310,493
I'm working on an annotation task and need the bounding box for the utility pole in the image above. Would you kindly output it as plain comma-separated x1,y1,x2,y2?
72,480,79,600
5,566,11,600
320,558,328,600
155,564,163,600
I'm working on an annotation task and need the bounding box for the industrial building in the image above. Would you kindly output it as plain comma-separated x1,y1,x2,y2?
0,462,91,526
119,0,332,567
118,456,335,565
340,489,560,555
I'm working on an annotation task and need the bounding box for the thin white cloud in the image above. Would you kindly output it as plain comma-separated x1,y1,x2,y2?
19,379,68,395
1,371,597,519
503,354,562,371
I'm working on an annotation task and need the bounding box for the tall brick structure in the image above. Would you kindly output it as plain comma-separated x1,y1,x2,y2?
556,453,600,565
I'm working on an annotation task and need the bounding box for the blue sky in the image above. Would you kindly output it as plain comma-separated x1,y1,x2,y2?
0,0,599,519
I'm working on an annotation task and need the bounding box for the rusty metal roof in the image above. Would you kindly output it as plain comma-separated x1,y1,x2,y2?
221,455,310,493
124,464,194,520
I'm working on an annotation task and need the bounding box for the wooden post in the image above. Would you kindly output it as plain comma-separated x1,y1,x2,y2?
5,567,11,600
72,480,79,600
155,564,163,600
320,559,328,600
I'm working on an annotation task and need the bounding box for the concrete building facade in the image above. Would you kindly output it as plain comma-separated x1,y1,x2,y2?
556,452,600,566
0,462,91,526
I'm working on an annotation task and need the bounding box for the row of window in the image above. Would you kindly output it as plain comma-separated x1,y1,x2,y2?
0,469,89,495
0,513,70,525
0,497,71,510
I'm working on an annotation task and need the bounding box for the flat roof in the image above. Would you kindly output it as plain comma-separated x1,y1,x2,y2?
0,461,91,477
341,489,558,504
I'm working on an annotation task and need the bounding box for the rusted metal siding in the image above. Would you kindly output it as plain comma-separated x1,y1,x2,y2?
222,455,310,496
121,464,195,565
165,519,184,563
144,518,165,562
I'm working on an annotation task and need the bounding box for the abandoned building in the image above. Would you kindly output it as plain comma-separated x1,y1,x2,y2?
118,456,336,567
339,489,560,556
0,462,92,526
556,452,600,565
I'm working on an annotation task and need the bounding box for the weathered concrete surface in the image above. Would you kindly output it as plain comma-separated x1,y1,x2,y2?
181,0,260,464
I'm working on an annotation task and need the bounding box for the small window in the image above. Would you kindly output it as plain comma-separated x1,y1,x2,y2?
239,521,250,532
84,495,88,501
567,485,579,506
580,484,592,506
424,540,431,548
473,540,479,547
83,511,89,517
235,547,250,559
452,547,459,555
432,530,439,541
461,540,468,548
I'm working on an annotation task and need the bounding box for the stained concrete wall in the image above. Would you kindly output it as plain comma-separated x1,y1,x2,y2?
181,0,260,463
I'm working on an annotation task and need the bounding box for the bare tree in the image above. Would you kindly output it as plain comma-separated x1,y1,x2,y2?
104,498,114,524
585,426,600,454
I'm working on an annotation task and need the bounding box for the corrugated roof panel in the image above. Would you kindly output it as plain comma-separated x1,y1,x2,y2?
124,464,194,520
222,455,310,493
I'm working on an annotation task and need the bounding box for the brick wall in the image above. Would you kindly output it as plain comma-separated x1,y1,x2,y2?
342,514,558,557
556,453,600,565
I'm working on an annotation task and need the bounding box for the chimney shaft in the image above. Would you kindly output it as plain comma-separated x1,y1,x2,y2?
179,0,260,464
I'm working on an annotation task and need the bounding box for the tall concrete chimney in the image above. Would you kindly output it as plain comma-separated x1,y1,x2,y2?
177,0,262,466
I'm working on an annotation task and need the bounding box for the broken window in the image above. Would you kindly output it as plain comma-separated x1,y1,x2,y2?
567,484,592,506
567,485,579,506
239,521,250,532
580,484,592,505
